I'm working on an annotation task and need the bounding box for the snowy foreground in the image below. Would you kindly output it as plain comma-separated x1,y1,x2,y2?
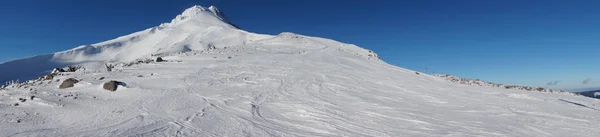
1,5,600,136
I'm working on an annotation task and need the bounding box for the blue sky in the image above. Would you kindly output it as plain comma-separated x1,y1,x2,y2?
0,0,599,91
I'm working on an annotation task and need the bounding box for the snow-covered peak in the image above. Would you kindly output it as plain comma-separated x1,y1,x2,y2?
168,5,238,29
208,6,219,13
180,5,207,18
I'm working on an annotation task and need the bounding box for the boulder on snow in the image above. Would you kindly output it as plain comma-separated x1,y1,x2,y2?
103,81,124,91
156,57,165,62
59,78,79,89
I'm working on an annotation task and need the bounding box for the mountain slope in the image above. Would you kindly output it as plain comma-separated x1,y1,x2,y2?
1,5,599,136
0,5,265,84
0,5,377,84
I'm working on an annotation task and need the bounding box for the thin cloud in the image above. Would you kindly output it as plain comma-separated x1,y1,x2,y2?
546,81,560,86
583,78,592,84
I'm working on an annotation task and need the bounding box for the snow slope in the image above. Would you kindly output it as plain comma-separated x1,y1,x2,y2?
1,5,599,136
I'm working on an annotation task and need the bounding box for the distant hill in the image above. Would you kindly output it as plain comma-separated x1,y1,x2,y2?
577,90,600,99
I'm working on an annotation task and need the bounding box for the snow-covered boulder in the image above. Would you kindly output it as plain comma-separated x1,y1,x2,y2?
59,78,79,89
103,81,123,91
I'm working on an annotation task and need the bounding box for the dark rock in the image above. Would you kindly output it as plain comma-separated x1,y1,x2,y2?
156,57,165,62
66,66,82,72
18,98,26,102
103,81,123,91
98,77,105,80
59,78,79,89
14,103,19,106
52,68,65,73
30,96,35,100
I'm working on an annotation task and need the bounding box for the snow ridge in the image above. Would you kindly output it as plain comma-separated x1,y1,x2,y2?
434,74,579,95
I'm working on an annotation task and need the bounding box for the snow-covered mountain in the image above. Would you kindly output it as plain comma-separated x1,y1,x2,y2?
1,5,599,136
0,5,377,84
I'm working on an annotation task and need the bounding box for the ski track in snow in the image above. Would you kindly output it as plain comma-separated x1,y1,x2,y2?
0,5,599,137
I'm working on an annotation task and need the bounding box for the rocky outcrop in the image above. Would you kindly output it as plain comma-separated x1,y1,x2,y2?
434,74,577,95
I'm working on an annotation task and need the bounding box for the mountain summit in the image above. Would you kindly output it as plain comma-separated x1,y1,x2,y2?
168,5,239,28
1,5,599,136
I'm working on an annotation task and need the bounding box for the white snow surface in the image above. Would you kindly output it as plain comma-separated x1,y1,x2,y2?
1,5,599,136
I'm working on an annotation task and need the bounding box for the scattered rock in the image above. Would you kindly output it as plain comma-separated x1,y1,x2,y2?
103,81,124,91
18,98,26,102
105,64,115,72
52,68,66,73
66,66,83,72
59,78,79,89
98,77,105,80
227,56,232,59
415,72,420,75
30,96,35,100
43,73,56,80
156,57,165,62
14,103,19,106
137,75,144,77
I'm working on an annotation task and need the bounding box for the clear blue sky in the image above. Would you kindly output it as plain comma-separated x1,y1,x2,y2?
0,0,599,91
